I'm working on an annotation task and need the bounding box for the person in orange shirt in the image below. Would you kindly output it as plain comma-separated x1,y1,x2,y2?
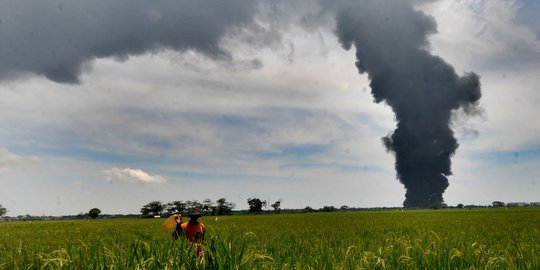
180,209,205,243
174,208,205,256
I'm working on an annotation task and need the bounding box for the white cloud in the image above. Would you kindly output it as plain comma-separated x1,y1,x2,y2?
0,26,391,177
104,167,166,184
422,0,540,73
0,147,40,172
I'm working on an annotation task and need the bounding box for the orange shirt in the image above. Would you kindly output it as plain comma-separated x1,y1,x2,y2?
181,222,205,242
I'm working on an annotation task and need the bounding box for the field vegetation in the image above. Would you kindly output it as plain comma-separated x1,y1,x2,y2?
1,208,538,269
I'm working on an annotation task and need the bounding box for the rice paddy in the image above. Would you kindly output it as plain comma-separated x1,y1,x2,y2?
1,208,539,269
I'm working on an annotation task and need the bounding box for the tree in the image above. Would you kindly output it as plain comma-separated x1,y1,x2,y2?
302,206,314,213
76,212,89,219
271,200,281,213
247,198,264,213
320,205,336,212
185,200,202,212
0,204,7,217
141,201,164,218
429,202,447,209
88,208,101,219
492,201,505,208
165,201,187,216
216,198,235,215
339,205,349,211
457,203,464,209
202,199,214,215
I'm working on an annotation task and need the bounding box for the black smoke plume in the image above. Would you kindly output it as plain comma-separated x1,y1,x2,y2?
0,0,259,83
332,0,481,208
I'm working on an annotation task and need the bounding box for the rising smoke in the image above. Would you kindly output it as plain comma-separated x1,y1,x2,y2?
0,0,260,83
331,0,482,207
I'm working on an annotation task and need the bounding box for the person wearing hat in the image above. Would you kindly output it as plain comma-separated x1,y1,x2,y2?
179,208,205,243
173,208,205,256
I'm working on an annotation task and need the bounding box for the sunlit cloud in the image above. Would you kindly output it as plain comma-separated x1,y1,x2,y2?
104,167,166,184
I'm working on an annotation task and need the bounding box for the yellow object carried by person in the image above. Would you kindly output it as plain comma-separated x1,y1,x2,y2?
163,214,180,230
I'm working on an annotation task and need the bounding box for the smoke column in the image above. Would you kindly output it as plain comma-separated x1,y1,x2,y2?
332,0,482,207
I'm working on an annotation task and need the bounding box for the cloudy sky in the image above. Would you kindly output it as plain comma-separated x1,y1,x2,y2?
1,0,539,216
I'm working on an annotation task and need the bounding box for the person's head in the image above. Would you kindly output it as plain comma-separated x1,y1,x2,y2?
174,213,182,222
188,208,203,223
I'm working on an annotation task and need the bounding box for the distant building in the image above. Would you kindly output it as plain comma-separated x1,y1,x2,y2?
507,202,528,207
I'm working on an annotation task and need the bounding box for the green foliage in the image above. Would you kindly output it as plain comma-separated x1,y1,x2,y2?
247,198,265,213
164,201,187,216
88,208,101,219
163,199,234,216
215,198,235,215
1,208,539,269
0,204,6,217
320,205,337,212
270,201,281,213
140,201,164,218
492,201,505,208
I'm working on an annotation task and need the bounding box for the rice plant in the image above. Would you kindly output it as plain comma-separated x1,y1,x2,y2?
1,208,538,269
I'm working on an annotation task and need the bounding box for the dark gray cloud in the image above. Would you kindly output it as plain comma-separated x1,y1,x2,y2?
0,0,259,83
331,0,482,207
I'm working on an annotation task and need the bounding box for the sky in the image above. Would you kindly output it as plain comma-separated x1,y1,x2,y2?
1,0,539,216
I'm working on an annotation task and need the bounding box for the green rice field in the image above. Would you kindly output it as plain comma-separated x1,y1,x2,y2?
1,208,539,269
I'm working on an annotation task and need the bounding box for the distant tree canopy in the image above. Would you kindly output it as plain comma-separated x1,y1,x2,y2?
492,201,505,208
215,198,235,215
271,200,281,212
320,205,336,212
202,199,214,215
164,201,188,216
141,201,164,218
247,198,266,213
0,204,7,217
148,198,236,217
429,202,448,210
88,208,101,219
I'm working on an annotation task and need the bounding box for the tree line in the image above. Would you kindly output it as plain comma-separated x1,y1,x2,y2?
140,198,236,218
140,197,284,218
4,200,538,221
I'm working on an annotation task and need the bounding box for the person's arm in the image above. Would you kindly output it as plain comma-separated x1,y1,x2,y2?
172,215,183,240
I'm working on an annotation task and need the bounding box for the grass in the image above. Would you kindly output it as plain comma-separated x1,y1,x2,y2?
1,208,539,269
